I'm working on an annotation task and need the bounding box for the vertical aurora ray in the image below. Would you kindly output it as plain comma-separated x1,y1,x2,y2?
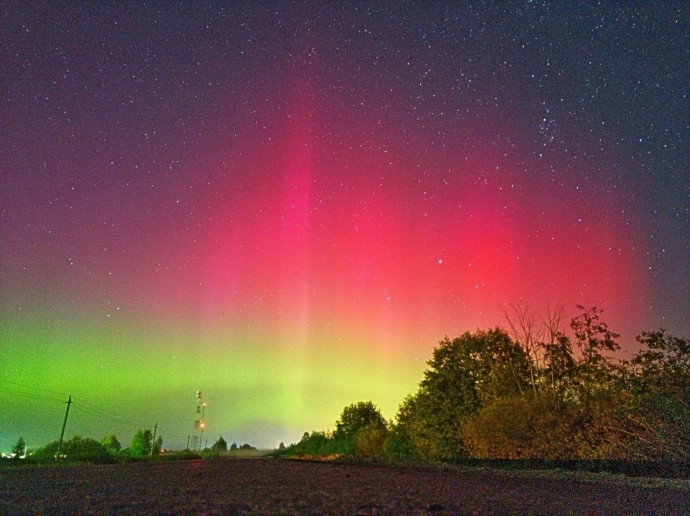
275,89,315,417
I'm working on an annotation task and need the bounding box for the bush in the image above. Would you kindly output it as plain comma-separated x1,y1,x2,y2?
31,436,112,463
100,434,121,455
355,422,389,458
460,395,567,459
279,431,342,457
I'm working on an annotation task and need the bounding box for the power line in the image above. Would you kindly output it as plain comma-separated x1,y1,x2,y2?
2,380,159,428
0,379,70,399
73,400,189,439
1,380,192,444
70,402,144,427
72,399,144,425
0,387,65,404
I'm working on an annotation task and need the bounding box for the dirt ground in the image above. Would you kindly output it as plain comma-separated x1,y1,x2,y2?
1,458,688,514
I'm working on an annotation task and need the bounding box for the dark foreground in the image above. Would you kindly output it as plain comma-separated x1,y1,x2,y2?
1,458,688,514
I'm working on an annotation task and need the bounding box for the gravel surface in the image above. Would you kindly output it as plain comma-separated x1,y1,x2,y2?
1,458,688,514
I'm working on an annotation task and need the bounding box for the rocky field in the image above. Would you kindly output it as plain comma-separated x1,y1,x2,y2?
1,458,688,514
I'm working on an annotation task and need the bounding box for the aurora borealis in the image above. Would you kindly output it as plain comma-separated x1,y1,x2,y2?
1,3,688,451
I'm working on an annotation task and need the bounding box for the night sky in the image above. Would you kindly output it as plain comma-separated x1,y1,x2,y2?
2,2,688,451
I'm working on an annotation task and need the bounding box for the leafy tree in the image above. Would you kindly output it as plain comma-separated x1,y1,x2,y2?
624,330,690,459
571,306,620,379
240,443,255,450
278,442,286,451
630,330,690,402
563,307,625,447
412,329,531,459
334,401,387,454
11,437,26,459
212,436,228,453
130,429,153,457
383,425,413,460
100,434,121,455
388,390,441,460
230,442,238,451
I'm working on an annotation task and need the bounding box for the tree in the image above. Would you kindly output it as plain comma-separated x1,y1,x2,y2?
564,306,623,435
334,401,387,454
542,333,576,405
130,429,153,457
630,330,690,402
413,329,531,459
11,437,26,459
624,330,690,459
100,434,121,455
388,390,442,460
501,303,571,400
571,305,620,373
501,304,544,395
230,442,238,451
212,436,228,453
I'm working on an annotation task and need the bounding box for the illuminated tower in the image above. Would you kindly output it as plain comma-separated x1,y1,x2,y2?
192,390,207,451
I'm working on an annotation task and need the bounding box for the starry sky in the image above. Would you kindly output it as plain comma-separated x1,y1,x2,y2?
1,2,688,452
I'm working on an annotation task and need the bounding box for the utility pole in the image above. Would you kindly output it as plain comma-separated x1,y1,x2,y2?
187,435,191,450
150,423,158,457
56,395,72,459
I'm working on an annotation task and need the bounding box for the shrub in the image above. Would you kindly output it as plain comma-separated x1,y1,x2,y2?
31,436,112,463
280,431,342,457
355,422,389,458
100,434,121,455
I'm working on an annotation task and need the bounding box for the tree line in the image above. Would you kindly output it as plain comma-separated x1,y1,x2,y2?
283,306,689,462
9,428,164,463
7,430,260,463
